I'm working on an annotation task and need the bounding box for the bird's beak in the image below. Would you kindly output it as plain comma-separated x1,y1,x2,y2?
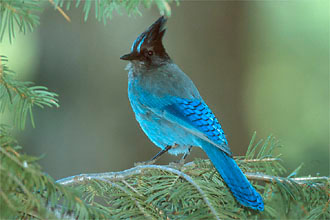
120,52,137,61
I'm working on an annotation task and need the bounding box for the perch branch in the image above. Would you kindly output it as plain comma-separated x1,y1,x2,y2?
57,164,329,188
53,163,329,218
57,165,220,220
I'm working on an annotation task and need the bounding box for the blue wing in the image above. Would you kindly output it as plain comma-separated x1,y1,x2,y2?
163,97,232,156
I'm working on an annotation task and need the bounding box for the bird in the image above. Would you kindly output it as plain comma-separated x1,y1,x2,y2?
120,16,264,211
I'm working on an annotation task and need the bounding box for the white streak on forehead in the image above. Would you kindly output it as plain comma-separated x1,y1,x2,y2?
137,35,146,53
130,38,138,52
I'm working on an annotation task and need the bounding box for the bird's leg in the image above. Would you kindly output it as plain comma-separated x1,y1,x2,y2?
134,145,172,166
179,146,192,164
169,146,193,169
150,145,172,162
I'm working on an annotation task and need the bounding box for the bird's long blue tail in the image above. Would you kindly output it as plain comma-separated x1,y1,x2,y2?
202,143,264,211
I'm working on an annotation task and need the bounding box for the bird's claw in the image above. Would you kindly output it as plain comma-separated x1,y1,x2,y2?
168,159,185,170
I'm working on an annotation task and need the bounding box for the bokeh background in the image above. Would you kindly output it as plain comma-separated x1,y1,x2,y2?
1,1,329,180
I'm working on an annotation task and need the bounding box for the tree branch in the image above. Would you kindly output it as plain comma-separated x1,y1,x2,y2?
57,164,220,220
56,163,329,188
245,173,329,188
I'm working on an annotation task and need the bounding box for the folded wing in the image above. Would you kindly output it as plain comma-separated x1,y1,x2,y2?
163,97,232,156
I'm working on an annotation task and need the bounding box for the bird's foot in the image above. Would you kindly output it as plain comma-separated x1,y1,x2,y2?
168,158,186,170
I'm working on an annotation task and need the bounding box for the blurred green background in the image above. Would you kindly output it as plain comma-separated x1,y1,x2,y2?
1,1,328,180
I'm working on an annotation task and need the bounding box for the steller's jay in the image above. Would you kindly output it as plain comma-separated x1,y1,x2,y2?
120,16,264,211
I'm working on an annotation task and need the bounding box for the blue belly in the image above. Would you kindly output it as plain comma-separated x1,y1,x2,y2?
134,108,198,155
128,76,200,155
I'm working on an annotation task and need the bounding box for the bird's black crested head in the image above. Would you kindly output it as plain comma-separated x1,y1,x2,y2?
120,16,169,64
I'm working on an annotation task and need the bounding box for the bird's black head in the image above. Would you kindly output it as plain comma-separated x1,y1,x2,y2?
120,16,170,66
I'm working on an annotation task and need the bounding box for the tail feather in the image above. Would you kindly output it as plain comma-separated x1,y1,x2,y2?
202,143,264,211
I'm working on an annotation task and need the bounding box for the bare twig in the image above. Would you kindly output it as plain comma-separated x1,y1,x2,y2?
121,179,144,197
245,172,329,188
245,173,329,184
48,0,71,22
240,158,281,163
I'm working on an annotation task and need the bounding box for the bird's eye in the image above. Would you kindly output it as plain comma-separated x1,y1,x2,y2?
147,50,154,56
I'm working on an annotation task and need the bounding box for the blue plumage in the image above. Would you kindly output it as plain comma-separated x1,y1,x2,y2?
121,16,264,211
165,98,231,156
202,142,264,210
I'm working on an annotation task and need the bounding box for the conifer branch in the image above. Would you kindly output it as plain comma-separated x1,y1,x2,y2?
0,127,111,219
241,158,281,163
56,164,329,190
0,0,175,43
57,165,221,220
1,125,329,219
2,1,327,219
0,0,41,43
0,56,59,129
246,173,329,185
54,134,329,219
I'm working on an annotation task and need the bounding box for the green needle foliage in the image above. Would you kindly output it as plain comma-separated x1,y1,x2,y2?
0,125,111,219
0,56,59,129
1,128,329,219
0,0,175,43
56,133,330,219
0,0,41,43
0,0,329,219
52,0,174,23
